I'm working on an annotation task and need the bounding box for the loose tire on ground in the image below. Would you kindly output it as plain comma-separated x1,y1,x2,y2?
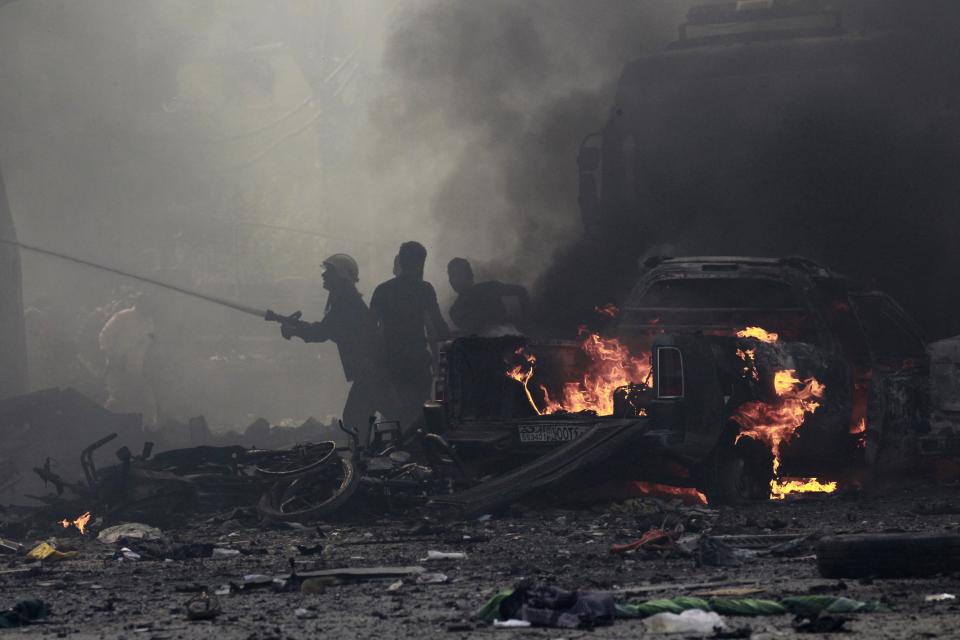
817,533,960,578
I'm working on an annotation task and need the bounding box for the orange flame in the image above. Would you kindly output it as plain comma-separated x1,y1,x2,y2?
594,303,619,318
736,326,779,343
506,349,542,416
774,477,838,497
736,348,759,381
851,417,867,449
59,511,92,535
541,330,651,415
505,330,651,416
733,366,834,500
630,481,708,505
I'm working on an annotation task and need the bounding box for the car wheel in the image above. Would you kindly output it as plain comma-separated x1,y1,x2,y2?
700,435,773,504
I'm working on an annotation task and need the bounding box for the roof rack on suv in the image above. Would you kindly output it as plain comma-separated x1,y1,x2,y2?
778,255,824,271
642,255,673,269
675,0,843,48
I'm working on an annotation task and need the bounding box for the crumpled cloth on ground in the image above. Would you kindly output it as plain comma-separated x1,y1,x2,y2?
481,583,616,629
0,599,50,628
617,595,878,618
479,589,878,625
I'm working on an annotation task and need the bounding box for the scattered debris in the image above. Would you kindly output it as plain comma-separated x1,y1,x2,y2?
294,607,317,619
416,572,449,585
642,609,728,635
610,528,679,555
185,592,221,621
97,522,164,544
493,619,531,628
794,613,851,634
0,537,22,554
115,547,141,561
26,541,77,561
925,593,956,602
296,543,324,556
421,550,467,561
698,536,758,567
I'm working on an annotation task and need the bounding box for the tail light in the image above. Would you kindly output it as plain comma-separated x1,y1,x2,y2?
656,346,684,398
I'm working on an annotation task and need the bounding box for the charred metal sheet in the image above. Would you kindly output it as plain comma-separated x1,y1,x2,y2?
432,418,649,515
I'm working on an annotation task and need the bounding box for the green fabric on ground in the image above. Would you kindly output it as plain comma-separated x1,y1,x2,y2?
480,590,876,623
476,588,515,622
617,597,712,618
709,598,787,616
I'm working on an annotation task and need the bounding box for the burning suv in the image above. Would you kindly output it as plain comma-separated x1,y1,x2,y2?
429,256,927,507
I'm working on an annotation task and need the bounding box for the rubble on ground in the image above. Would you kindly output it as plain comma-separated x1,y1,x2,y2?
0,482,957,638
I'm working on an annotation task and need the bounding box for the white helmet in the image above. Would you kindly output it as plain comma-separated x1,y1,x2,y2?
323,253,360,283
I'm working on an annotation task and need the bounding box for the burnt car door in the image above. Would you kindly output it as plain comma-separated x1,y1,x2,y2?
849,293,928,470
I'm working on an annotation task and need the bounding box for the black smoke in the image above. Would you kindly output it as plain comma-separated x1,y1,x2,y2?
374,1,684,313
380,0,960,340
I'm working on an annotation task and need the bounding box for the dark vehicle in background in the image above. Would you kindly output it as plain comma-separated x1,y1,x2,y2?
578,0,959,246
430,256,928,504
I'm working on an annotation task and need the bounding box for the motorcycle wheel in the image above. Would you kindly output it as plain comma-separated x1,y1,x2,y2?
256,454,359,522
254,441,338,477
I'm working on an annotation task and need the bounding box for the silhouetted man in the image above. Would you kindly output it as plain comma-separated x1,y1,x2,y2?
370,241,448,430
447,257,530,336
270,253,387,442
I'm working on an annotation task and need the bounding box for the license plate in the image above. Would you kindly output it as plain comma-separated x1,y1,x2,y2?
518,424,590,443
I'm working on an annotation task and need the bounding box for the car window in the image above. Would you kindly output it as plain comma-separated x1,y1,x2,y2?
635,278,800,309
850,294,924,360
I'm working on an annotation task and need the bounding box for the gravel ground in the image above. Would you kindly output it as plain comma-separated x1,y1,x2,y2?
1,479,959,639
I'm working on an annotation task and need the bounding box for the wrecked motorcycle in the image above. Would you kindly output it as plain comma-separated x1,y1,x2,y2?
34,433,343,522
256,418,475,521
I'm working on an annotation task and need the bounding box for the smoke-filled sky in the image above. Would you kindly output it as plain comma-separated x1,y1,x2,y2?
0,1,681,302
0,0,686,423
2,0,960,424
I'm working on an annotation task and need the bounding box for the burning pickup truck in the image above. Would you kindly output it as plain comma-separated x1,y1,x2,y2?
429,256,928,507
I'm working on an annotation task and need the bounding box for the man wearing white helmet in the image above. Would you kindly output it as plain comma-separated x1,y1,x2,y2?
269,253,386,441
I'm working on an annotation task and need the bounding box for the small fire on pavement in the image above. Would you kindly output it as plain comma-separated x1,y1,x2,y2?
59,511,92,534
630,481,708,505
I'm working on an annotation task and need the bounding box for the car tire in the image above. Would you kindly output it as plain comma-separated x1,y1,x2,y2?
818,533,960,578
700,435,773,504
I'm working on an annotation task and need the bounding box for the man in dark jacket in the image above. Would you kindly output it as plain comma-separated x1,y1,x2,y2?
369,241,448,430
271,253,386,442
447,257,530,336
